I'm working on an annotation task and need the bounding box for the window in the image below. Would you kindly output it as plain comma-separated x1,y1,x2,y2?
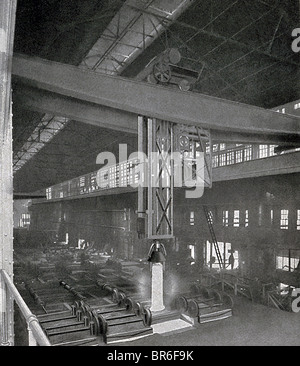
128,161,134,186
276,108,286,114
244,145,252,161
226,150,235,165
205,144,210,155
205,241,239,270
212,144,219,152
233,210,240,227
188,244,195,261
46,187,52,200
20,213,30,228
99,169,110,188
190,211,195,226
280,209,289,230
212,155,219,168
270,209,274,226
79,176,87,194
219,143,226,151
269,145,277,157
276,254,290,271
259,145,277,158
276,250,300,272
235,149,243,163
290,256,300,272
120,162,130,187
219,153,226,166
259,145,268,158
79,176,85,187
222,210,229,227
206,240,224,269
297,210,300,231
258,205,262,226
90,172,98,191
245,210,249,227
294,102,300,110
278,283,292,294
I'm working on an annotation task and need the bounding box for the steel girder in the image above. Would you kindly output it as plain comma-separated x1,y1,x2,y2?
12,54,300,140
14,85,300,147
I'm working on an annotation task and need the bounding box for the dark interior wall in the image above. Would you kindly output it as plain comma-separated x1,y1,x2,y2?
174,172,300,283
27,172,300,283
28,192,149,260
13,199,31,228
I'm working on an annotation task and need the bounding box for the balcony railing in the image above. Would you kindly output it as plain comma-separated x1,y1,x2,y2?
0,269,51,346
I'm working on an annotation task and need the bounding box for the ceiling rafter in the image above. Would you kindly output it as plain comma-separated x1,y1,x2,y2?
177,7,298,67
13,114,69,172
82,0,194,74
11,0,299,192
215,53,296,98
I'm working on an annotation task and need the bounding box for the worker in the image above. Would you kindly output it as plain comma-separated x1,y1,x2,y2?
209,256,216,268
228,253,235,270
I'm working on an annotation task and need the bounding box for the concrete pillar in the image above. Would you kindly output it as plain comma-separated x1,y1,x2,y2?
150,263,165,312
0,0,17,346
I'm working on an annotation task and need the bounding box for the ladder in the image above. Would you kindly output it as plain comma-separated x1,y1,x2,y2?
203,206,224,269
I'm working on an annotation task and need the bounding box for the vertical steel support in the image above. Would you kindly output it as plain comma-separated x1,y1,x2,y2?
147,118,154,237
147,118,174,239
195,126,212,188
137,116,146,238
139,119,212,239
0,0,17,346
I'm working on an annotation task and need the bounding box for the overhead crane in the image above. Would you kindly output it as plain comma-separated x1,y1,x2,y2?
2,50,300,345
12,53,300,147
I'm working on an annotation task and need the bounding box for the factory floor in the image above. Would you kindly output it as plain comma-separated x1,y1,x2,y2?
12,248,299,347
113,297,300,347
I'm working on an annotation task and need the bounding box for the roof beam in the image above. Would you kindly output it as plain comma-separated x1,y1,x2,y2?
12,53,300,139
13,85,138,134
210,130,300,146
14,85,300,146
14,85,300,147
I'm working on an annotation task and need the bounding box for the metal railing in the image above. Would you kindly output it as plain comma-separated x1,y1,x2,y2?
198,271,254,301
0,269,51,346
212,145,254,168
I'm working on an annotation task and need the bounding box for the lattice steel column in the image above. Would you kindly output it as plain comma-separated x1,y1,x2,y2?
0,0,17,346
147,118,174,239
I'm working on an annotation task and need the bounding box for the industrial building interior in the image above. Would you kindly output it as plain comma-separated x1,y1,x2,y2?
0,0,299,347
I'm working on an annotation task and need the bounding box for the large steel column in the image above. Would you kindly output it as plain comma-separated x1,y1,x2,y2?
0,0,17,346
140,118,174,312
147,118,174,239
138,117,212,311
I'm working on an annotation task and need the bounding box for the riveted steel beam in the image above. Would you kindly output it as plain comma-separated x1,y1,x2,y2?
12,54,300,140
14,83,300,147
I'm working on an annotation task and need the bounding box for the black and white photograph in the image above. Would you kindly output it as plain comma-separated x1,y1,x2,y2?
0,0,299,350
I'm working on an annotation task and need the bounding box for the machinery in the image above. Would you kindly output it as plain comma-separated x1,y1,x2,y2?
136,48,200,91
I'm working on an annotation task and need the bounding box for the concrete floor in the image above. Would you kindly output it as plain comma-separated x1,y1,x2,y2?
12,250,299,347
113,297,300,347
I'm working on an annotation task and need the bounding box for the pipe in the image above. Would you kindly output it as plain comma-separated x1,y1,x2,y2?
1,270,51,346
